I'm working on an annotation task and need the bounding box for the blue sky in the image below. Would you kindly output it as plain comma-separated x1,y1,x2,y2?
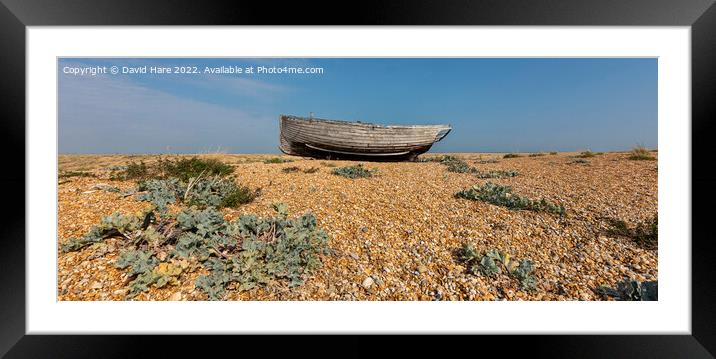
58,58,657,154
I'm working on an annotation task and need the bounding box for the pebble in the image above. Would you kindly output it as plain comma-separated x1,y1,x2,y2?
90,282,103,289
362,277,374,289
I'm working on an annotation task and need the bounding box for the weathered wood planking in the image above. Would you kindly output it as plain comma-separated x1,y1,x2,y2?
278,114,452,161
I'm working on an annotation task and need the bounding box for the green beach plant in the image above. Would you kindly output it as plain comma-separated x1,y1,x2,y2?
628,145,656,160
457,246,538,292
64,203,330,300
605,215,657,249
474,170,519,179
595,278,657,301
263,157,293,164
455,182,565,215
332,164,375,179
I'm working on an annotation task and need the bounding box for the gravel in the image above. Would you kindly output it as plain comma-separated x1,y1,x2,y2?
56,152,658,301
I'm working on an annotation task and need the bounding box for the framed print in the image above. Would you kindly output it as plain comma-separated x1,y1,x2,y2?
2,0,716,357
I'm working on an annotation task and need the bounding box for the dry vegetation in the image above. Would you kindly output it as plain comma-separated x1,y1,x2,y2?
57,151,657,301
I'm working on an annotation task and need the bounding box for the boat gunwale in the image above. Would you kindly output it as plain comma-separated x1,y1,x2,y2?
281,114,451,130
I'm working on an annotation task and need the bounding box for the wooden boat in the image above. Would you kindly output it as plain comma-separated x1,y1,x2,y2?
279,114,452,161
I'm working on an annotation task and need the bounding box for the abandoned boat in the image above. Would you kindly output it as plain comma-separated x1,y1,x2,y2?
278,114,452,161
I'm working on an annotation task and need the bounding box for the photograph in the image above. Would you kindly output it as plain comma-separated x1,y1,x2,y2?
56,57,658,302
4,0,711,354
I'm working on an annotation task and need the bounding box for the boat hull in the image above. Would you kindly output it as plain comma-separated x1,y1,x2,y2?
278,115,451,161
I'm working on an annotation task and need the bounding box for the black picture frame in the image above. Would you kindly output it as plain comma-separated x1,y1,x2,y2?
1,0,715,357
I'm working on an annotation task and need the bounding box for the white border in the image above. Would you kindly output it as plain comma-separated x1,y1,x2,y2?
27,27,690,334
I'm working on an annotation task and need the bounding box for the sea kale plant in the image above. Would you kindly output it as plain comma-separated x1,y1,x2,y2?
605,215,658,249
61,210,154,252
263,157,293,164
474,170,519,179
62,204,330,300
416,156,441,163
114,249,188,298
420,155,474,173
455,182,565,215
458,244,538,292
133,176,259,213
63,154,325,300
332,164,375,179
135,178,184,213
595,278,658,301
432,156,518,178
434,155,483,174
441,156,475,173
511,259,537,291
